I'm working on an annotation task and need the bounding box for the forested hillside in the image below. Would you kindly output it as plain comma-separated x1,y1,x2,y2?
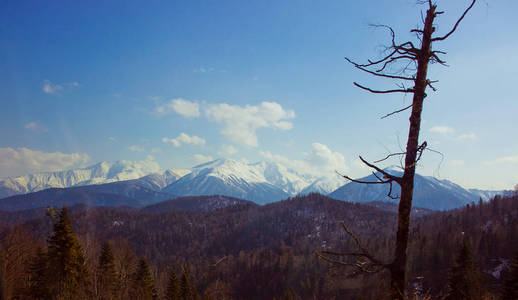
1,193,517,299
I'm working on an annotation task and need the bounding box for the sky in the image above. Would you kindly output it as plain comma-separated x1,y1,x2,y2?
0,0,517,190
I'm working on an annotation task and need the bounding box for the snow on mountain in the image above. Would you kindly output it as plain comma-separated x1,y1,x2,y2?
1,156,507,211
135,168,191,191
252,161,314,195
299,174,345,195
0,160,179,198
468,189,509,202
163,159,296,204
328,168,495,210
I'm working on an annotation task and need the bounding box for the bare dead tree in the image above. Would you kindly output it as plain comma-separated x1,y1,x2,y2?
317,1,476,299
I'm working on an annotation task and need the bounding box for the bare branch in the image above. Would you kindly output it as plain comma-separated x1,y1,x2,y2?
430,52,448,66
315,222,387,277
210,256,228,268
375,55,416,73
374,151,407,163
359,156,402,183
353,82,414,94
316,252,384,274
432,0,476,41
345,57,415,81
381,104,413,119
426,80,438,91
338,171,389,185
387,181,400,199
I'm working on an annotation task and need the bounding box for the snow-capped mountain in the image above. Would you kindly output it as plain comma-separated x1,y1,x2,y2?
0,161,188,198
252,161,314,195
135,168,191,191
163,159,303,204
299,174,345,195
1,157,508,211
328,168,499,210
468,189,509,202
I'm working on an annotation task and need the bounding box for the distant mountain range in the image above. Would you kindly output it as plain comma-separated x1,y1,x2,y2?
328,168,510,210
0,159,509,211
0,160,189,198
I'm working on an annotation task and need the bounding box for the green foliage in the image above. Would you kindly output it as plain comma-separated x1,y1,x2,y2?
502,251,518,300
133,256,157,300
445,240,485,300
46,206,90,300
97,242,118,300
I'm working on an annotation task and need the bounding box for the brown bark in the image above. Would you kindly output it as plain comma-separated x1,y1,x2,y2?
388,5,435,298
320,1,475,297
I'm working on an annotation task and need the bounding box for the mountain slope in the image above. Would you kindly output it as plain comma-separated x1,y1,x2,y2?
0,179,175,211
0,161,189,199
163,159,293,204
328,169,480,210
299,175,345,195
141,195,257,213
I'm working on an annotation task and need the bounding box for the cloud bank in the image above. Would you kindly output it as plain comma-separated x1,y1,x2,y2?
206,101,295,147
162,133,205,148
0,147,89,178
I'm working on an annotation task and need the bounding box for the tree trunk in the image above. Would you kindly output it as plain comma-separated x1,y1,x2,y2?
389,5,436,299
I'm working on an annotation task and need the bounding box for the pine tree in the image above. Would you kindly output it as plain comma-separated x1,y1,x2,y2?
97,242,118,300
166,269,180,300
502,251,518,300
132,257,156,300
46,206,90,300
28,247,48,299
445,240,485,300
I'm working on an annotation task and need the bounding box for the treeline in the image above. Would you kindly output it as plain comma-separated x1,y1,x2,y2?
0,206,200,300
1,193,518,298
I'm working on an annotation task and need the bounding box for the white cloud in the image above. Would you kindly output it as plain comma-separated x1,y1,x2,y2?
156,98,200,118
42,80,63,94
129,145,145,152
162,133,205,148
259,142,347,178
0,147,89,178
108,137,117,142
305,142,347,172
194,66,215,73
25,122,37,130
25,122,48,132
151,147,162,153
429,126,454,135
205,101,295,147
457,133,477,140
219,145,238,155
42,80,79,94
193,154,213,164
485,155,518,165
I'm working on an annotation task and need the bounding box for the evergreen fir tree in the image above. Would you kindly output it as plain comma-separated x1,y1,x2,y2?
46,206,90,300
502,251,518,300
0,251,7,300
133,256,157,300
179,268,193,300
166,269,180,300
445,240,485,300
28,247,48,300
97,242,118,300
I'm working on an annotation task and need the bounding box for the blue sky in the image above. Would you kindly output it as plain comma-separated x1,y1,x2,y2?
0,0,517,190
